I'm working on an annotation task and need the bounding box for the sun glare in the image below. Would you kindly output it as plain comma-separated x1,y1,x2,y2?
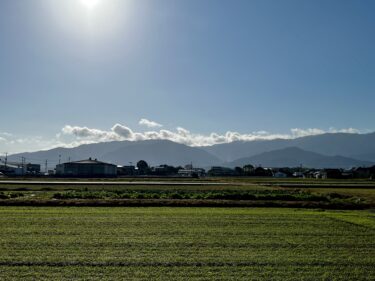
80,0,100,9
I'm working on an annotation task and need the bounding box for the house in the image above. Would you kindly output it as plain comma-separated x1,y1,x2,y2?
313,171,327,179
151,165,179,176
2,161,41,175
352,166,375,179
178,168,206,178
56,158,117,177
117,165,136,176
207,166,235,177
292,171,304,178
253,167,273,177
274,171,287,178
324,169,343,179
303,170,319,179
0,162,23,176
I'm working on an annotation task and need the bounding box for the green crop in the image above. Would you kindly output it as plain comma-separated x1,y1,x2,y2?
0,207,374,280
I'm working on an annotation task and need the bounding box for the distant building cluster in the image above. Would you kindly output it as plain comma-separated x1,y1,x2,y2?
0,160,41,176
56,158,117,177
1,157,375,179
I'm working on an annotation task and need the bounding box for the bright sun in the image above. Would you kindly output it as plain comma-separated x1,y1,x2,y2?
80,0,100,9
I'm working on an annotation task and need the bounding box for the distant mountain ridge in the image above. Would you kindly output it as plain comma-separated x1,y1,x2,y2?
7,132,375,169
8,140,220,168
203,132,375,162
100,140,220,167
227,147,374,169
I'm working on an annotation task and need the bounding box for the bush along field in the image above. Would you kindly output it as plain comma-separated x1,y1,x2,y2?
52,189,331,200
0,187,369,209
0,207,374,281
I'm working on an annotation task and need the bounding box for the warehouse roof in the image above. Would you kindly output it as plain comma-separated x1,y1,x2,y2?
64,158,115,165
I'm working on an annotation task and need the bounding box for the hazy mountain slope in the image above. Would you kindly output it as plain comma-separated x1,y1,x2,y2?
351,152,375,163
203,139,289,162
291,133,375,160
8,132,375,169
9,140,220,168
102,140,220,166
227,147,374,169
8,141,131,166
203,133,375,162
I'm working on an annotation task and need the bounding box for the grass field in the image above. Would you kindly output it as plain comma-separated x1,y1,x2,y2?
0,207,374,280
1,177,375,208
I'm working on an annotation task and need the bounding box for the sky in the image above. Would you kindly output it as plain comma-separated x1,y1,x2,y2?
0,0,374,153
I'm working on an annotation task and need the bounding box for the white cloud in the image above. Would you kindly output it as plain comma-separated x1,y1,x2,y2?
330,127,361,134
62,125,115,140
0,132,12,138
58,124,369,148
0,132,12,142
139,118,163,128
0,135,66,154
291,128,326,138
291,127,362,138
0,125,371,154
111,124,134,139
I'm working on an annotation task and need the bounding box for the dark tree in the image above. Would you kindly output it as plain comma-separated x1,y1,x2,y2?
234,167,243,176
137,160,149,175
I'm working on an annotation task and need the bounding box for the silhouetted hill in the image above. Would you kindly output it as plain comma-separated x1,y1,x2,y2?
8,141,130,167
9,140,220,168
204,132,375,162
227,147,374,169
8,132,375,169
101,140,220,166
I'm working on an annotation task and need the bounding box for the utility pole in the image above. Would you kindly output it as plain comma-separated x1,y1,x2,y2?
4,152,7,170
21,157,26,176
59,154,61,165
45,160,48,175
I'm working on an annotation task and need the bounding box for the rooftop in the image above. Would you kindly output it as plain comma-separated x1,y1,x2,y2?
63,158,115,166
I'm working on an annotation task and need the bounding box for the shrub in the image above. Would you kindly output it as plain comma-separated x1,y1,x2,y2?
0,192,9,200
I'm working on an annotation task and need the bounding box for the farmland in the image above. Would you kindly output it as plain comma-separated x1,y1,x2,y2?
0,177,374,208
0,207,374,280
0,179,374,280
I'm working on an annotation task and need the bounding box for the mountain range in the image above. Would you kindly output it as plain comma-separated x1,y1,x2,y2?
203,132,375,162
7,132,375,169
227,147,373,169
8,140,220,168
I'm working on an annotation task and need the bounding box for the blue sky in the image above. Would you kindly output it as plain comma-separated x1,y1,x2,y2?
0,0,374,152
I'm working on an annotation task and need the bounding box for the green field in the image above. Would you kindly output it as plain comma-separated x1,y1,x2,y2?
0,207,374,280
1,178,375,208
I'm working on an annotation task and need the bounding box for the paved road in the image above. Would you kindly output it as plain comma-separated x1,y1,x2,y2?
0,180,235,186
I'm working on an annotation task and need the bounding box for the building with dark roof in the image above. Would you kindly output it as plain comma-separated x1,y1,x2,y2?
7,162,41,175
0,161,23,176
56,158,117,177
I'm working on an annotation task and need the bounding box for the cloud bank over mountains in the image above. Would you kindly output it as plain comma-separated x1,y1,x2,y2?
0,118,369,154
60,120,364,147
